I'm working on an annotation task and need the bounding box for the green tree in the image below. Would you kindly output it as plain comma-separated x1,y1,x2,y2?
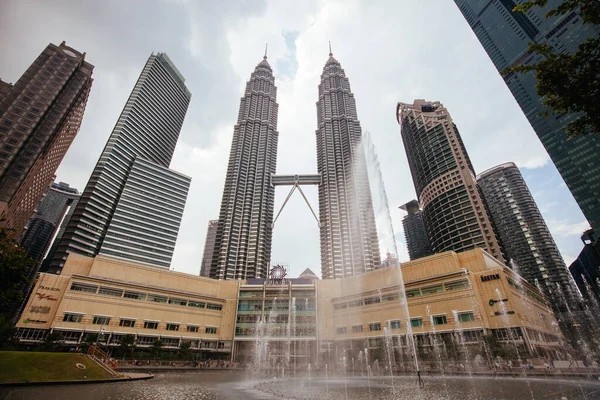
42,332,62,351
120,334,136,359
0,226,35,347
179,341,192,361
150,339,163,359
506,0,600,137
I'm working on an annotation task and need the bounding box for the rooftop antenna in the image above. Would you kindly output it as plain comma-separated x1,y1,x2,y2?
264,43,268,59
329,41,332,56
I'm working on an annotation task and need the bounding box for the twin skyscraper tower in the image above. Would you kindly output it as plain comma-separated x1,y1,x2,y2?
209,49,381,280
40,47,382,280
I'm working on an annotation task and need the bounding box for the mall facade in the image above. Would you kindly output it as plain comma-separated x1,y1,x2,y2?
16,249,563,364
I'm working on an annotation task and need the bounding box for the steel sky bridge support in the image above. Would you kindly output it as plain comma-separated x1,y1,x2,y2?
271,174,321,228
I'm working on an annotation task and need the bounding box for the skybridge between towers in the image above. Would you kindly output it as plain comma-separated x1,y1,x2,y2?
271,174,321,229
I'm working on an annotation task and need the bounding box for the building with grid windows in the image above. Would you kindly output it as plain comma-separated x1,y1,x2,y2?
21,181,79,265
316,50,380,279
15,249,563,364
453,0,600,233
397,100,504,262
0,42,93,236
200,220,218,277
478,162,577,309
47,52,191,272
399,199,433,261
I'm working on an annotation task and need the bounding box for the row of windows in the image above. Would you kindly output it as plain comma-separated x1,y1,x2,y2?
334,312,476,335
69,282,223,311
61,313,218,334
332,279,470,310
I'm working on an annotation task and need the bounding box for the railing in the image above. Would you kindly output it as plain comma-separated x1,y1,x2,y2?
87,345,122,377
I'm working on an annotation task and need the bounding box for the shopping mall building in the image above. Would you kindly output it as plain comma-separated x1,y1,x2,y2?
15,248,564,364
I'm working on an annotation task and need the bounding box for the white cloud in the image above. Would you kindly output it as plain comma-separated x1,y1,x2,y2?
546,219,590,237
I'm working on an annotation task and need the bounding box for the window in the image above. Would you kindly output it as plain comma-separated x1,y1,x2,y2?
457,312,475,323
410,318,423,328
98,286,123,297
147,294,167,303
119,319,136,327
352,325,363,333
92,316,111,325
432,315,447,325
168,298,187,306
390,320,401,330
166,323,180,331
205,326,217,334
336,326,347,335
124,291,146,300
187,325,199,333
70,282,97,293
421,284,444,296
206,303,223,311
405,288,421,298
368,322,381,332
364,296,380,305
188,301,206,309
444,280,469,291
63,313,83,323
143,321,159,330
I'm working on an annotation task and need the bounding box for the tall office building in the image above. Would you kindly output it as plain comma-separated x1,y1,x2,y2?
399,199,433,261
200,219,218,277
454,0,600,233
478,162,577,306
397,100,504,261
47,53,191,273
316,50,380,279
0,42,93,236
210,54,278,280
20,182,79,264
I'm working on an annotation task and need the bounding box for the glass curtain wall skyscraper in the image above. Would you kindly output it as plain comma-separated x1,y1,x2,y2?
48,53,191,272
454,0,600,233
210,54,278,280
316,50,380,279
0,42,93,236
478,162,578,307
397,100,504,262
399,199,433,261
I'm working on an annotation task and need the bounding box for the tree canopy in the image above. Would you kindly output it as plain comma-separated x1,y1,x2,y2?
0,226,35,347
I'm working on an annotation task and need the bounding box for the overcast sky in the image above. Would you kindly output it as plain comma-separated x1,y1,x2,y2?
0,0,590,277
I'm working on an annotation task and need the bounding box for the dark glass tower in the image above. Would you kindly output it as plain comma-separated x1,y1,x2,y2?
454,0,600,233
399,200,433,261
48,53,191,272
200,219,218,277
397,100,504,262
21,182,79,264
316,50,381,279
0,42,93,236
210,54,278,280
478,162,578,307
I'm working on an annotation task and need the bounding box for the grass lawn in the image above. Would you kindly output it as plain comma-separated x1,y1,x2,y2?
0,351,115,383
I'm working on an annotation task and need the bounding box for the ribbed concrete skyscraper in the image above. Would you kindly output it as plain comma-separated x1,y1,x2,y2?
316,49,380,279
397,100,504,262
478,162,578,307
48,53,191,273
210,53,278,280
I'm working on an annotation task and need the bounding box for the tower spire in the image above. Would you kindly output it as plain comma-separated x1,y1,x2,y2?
264,43,268,59
328,41,332,57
